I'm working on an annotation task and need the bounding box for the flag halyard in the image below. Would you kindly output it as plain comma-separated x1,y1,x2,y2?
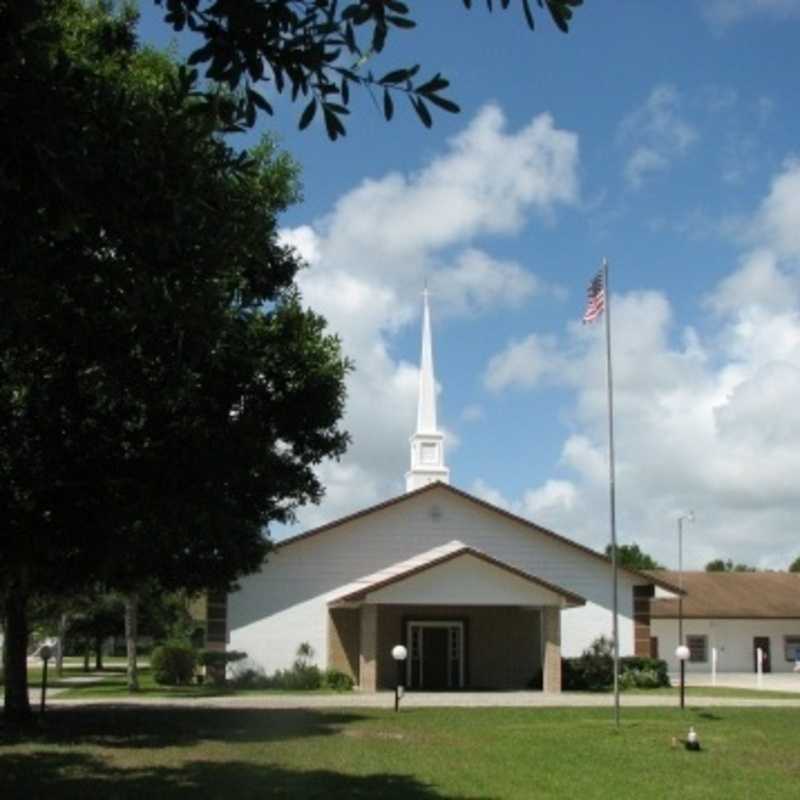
582,269,605,324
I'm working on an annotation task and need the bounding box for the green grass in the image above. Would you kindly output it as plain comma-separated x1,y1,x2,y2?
623,685,800,700
2,706,799,799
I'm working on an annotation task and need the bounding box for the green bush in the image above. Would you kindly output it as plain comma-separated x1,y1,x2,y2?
197,650,247,669
228,657,353,692
150,644,196,686
619,656,670,687
322,668,354,691
562,636,615,691
562,642,671,691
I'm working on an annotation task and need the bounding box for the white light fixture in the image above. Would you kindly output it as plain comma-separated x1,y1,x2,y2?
675,645,690,661
392,645,408,661
391,644,408,711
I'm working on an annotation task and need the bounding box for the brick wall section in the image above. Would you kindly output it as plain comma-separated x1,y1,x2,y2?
633,585,655,657
358,604,378,690
376,604,543,690
327,608,360,682
542,607,561,693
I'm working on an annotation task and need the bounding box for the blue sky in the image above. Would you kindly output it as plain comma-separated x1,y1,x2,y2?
137,1,800,569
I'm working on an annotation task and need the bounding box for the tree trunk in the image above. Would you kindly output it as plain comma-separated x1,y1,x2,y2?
55,613,67,677
124,592,139,692
94,638,103,671
2,583,32,727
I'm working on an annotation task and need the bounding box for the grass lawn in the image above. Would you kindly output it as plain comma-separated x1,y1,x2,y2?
1,706,798,799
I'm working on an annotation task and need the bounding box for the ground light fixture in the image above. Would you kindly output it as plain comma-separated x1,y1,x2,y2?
39,644,53,715
391,644,408,712
675,644,690,709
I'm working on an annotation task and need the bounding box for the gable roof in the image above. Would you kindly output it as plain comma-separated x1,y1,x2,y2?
328,539,586,606
650,571,800,619
277,481,682,593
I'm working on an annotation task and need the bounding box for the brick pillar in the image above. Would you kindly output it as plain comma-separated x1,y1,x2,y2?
542,607,561,693
633,585,655,657
359,604,378,691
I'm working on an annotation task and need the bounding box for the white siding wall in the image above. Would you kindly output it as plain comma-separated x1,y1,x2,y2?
228,487,641,673
651,618,800,673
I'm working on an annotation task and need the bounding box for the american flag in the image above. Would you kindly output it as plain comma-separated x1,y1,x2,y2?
582,270,605,323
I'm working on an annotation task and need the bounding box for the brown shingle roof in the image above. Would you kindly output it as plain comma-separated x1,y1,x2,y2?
276,481,682,593
650,571,800,619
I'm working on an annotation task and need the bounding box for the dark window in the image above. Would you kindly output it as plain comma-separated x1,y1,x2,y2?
784,636,800,662
686,635,707,663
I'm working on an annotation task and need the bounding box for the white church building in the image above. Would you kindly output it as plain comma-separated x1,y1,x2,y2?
226,293,681,692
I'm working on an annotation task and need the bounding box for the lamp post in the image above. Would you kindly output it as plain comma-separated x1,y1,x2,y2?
676,511,693,709
675,644,690,709
39,644,53,715
391,645,408,712
676,511,694,650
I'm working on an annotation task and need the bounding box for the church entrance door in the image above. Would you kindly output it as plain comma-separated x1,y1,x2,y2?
407,621,464,690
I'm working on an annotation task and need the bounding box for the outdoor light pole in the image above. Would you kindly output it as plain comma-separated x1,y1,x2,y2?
39,645,53,715
676,511,693,709
676,511,694,648
391,645,408,712
676,645,690,709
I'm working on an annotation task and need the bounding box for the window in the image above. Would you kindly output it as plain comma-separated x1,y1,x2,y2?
784,636,800,662
686,635,707,663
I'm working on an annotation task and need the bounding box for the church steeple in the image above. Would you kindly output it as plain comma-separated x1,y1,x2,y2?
406,288,450,492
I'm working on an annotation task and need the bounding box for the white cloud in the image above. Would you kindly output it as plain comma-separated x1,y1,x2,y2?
430,249,539,318
277,104,580,528
749,158,800,259
478,160,800,568
619,85,698,188
702,0,800,28
484,333,566,392
461,404,485,423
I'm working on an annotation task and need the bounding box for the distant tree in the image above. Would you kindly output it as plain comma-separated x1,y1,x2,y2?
705,559,757,573
789,557,800,573
605,543,664,571
154,0,584,137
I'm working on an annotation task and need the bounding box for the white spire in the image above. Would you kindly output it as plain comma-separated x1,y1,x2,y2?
406,288,449,492
417,287,437,433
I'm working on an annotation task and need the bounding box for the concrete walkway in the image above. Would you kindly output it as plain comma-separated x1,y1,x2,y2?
677,672,800,693
38,689,800,710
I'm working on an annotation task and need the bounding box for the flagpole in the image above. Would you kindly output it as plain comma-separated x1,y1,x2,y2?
602,257,620,728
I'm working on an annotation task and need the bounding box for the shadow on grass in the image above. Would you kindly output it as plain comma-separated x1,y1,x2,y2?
2,706,372,750
0,750,490,800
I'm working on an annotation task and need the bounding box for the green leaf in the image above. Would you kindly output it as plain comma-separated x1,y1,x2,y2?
425,94,460,114
383,88,394,121
411,96,432,128
299,98,317,130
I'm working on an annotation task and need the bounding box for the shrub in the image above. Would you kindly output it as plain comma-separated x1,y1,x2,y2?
229,666,271,690
150,644,196,686
322,668,354,691
561,636,614,691
619,655,670,689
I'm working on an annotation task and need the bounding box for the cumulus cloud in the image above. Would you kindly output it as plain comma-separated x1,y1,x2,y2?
619,85,698,188
483,333,566,392
479,159,800,569
702,0,800,28
278,105,580,528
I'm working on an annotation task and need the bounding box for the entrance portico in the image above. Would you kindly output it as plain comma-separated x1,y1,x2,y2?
327,541,584,693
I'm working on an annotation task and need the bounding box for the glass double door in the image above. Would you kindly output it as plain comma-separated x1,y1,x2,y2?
407,621,464,690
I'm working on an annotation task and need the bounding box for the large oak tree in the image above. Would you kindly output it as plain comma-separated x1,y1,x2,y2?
1,1,348,726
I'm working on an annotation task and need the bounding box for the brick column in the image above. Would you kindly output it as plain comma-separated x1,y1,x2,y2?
359,604,378,691
633,585,655,657
542,607,561,693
